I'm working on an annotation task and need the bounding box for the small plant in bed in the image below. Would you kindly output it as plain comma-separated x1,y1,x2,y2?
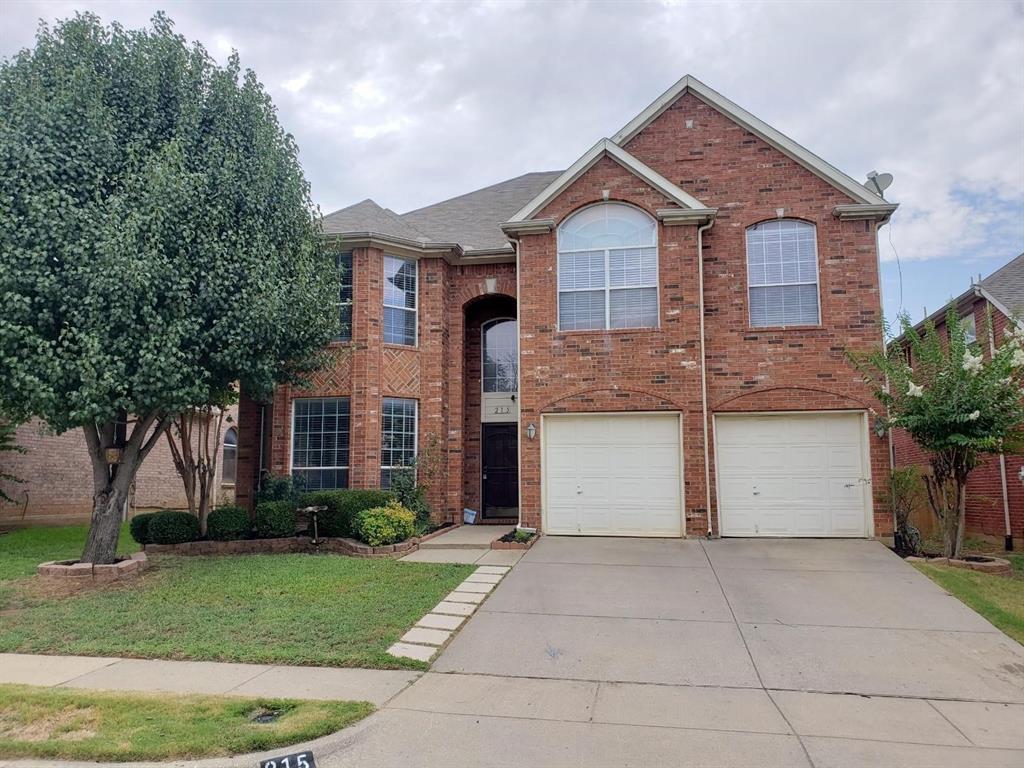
499,528,535,544
355,501,416,547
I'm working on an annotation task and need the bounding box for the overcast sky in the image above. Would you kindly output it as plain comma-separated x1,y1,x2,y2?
3,0,1022,327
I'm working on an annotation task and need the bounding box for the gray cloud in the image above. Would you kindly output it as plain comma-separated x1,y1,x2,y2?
3,0,1022,273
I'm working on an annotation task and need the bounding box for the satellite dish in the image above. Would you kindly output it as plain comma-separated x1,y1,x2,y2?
864,170,894,198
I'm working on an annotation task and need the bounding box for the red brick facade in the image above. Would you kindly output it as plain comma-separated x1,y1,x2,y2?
238,87,894,539
892,300,1023,543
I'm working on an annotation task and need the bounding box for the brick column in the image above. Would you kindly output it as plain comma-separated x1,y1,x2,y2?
349,247,383,487
417,257,450,518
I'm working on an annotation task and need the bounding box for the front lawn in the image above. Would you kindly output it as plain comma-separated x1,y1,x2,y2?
914,553,1024,645
0,526,473,670
0,523,137,581
0,684,371,762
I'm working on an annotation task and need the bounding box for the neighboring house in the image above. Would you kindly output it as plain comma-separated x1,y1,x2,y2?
891,253,1024,548
1,410,238,526
236,74,899,540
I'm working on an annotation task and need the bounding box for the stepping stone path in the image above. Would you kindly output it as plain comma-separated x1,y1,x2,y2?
387,565,511,662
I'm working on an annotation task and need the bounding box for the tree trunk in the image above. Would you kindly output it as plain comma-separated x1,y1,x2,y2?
81,415,168,564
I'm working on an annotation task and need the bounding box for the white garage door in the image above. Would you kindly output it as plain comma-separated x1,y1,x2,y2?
715,412,870,537
543,413,682,537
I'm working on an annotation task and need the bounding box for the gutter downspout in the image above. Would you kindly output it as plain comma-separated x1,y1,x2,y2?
697,218,715,537
986,302,1014,551
512,236,524,532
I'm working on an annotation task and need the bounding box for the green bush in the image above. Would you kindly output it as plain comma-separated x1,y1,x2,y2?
206,505,250,541
299,489,395,538
354,501,416,547
128,512,157,545
253,501,296,539
387,468,430,526
257,473,305,505
147,510,201,545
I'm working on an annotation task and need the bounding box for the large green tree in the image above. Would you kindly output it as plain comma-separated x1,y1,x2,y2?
0,13,338,563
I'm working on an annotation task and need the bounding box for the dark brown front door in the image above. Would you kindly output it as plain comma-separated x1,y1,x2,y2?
482,423,518,518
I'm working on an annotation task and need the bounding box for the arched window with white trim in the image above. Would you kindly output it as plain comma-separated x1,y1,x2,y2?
557,203,658,330
746,219,820,327
222,427,237,485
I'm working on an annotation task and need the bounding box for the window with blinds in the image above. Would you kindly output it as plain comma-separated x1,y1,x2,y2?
291,397,350,490
383,255,417,345
557,203,659,330
746,219,820,328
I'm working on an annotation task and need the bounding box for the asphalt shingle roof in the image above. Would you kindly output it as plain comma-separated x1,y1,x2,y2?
320,171,563,252
981,252,1024,316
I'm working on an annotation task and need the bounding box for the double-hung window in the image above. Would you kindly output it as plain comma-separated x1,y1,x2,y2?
381,397,417,488
557,203,659,330
962,312,977,345
384,255,417,345
746,219,820,327
291,397,350,490
336,251,353,342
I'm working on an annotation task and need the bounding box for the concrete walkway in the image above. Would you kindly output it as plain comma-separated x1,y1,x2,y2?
400,524,523,565
0,653,417,705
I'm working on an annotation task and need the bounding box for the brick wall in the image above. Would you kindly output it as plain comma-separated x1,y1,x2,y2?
1,405,237,526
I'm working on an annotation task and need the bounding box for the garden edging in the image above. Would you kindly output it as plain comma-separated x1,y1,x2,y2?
907,555,1014,576
38,552,150,582
143,536,420,558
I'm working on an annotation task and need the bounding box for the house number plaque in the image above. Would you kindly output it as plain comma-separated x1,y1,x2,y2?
259,751,316,768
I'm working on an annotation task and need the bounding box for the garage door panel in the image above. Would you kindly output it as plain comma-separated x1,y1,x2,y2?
543,413,682,537
716,413,869,538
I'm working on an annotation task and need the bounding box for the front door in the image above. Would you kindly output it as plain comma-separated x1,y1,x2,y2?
482,423,518,518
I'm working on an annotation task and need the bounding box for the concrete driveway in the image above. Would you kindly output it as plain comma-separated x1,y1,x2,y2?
330,537,1024,767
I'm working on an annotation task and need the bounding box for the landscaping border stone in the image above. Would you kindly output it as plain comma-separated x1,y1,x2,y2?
143,536,420,559
38,552,149,582
906,555,1013,577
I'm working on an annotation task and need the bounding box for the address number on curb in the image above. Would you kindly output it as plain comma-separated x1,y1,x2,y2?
259,751,315,768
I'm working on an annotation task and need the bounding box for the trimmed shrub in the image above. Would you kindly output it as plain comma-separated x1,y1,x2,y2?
148,510,201,545
253,501,296,539
206,505,250,541
300,489,395,538
128,512,157,545
256,473,305,505
354,501,416,547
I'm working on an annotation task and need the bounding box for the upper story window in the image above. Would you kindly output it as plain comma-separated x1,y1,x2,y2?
221,427,237,485
746,219,820,328
383,255,417,346
337,251,353,342
961,312,977,345
483,318,517,392
557,203,658,331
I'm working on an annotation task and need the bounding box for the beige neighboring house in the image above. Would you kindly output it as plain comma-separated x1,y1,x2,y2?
1,406,238,527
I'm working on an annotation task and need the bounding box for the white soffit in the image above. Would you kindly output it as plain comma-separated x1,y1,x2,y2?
611,75,890,207
507,138,709,223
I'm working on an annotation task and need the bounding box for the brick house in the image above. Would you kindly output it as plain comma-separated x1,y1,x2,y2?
236,75,900,540
891,253,1024,549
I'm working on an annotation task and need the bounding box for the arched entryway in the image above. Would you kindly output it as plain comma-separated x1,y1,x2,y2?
463,294,518,521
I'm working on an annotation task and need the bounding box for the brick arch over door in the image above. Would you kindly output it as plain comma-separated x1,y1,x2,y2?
541,387,686,414
713,386,873,413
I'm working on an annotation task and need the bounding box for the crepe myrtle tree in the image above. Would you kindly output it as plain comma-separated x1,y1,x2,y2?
851,310,1024,559
0,13,340,563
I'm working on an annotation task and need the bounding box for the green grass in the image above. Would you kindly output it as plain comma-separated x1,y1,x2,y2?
0,684,372,762
0,523,137,581
914,554,1024,645
0,547,473,669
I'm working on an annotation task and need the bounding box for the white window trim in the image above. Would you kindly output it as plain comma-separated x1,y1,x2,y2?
746,219,822,328
556,204,660,332
336,251,353,343
962,312,978,345
381,397,418,485
289,397,351,485
383,254,418,347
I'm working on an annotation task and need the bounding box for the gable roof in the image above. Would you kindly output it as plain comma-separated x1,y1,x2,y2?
980,252,1024,317
402,171,562,251
611,75,889,208
322,199,429,242
506,139,715,227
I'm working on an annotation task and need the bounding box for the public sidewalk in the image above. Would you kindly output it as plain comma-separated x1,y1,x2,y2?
0,653,418,706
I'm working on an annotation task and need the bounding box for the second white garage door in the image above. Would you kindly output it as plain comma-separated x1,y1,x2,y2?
543,413,682,537
715,412,870,537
